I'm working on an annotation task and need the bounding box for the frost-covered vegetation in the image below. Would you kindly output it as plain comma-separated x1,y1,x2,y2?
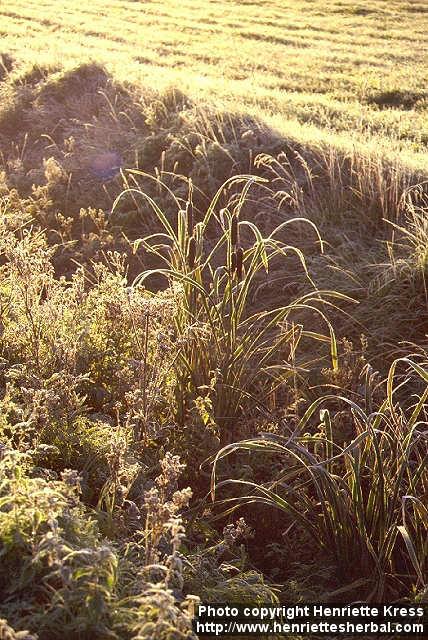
0,2,427,637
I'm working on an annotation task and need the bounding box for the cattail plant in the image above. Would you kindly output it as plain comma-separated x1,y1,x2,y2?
114,173,350,442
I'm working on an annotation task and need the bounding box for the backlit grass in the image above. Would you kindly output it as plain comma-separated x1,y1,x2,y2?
1,0,427,167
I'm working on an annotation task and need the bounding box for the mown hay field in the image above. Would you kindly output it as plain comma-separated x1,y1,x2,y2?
1,0,428,166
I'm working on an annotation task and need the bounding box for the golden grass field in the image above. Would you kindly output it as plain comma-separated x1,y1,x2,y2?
1,0,428,167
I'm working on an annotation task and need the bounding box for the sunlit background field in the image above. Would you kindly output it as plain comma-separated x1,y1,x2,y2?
1,0,428,164
0,2,427,639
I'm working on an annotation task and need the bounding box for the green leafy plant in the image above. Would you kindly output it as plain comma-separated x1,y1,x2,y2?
0,451,118,638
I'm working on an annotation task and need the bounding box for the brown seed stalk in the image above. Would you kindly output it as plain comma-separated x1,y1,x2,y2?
187,236,196,268
236,246,244,281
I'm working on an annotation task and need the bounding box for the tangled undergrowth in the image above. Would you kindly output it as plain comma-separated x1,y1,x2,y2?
0,61,426,639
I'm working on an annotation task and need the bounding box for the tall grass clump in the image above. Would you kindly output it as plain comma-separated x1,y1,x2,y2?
385,183,428,303
212,357,428,600
255,147,425,229
116,173,349,443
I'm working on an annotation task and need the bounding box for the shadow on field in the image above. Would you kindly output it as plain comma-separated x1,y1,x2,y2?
1,59,424,221
0,59,288,275
1,58,427,360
